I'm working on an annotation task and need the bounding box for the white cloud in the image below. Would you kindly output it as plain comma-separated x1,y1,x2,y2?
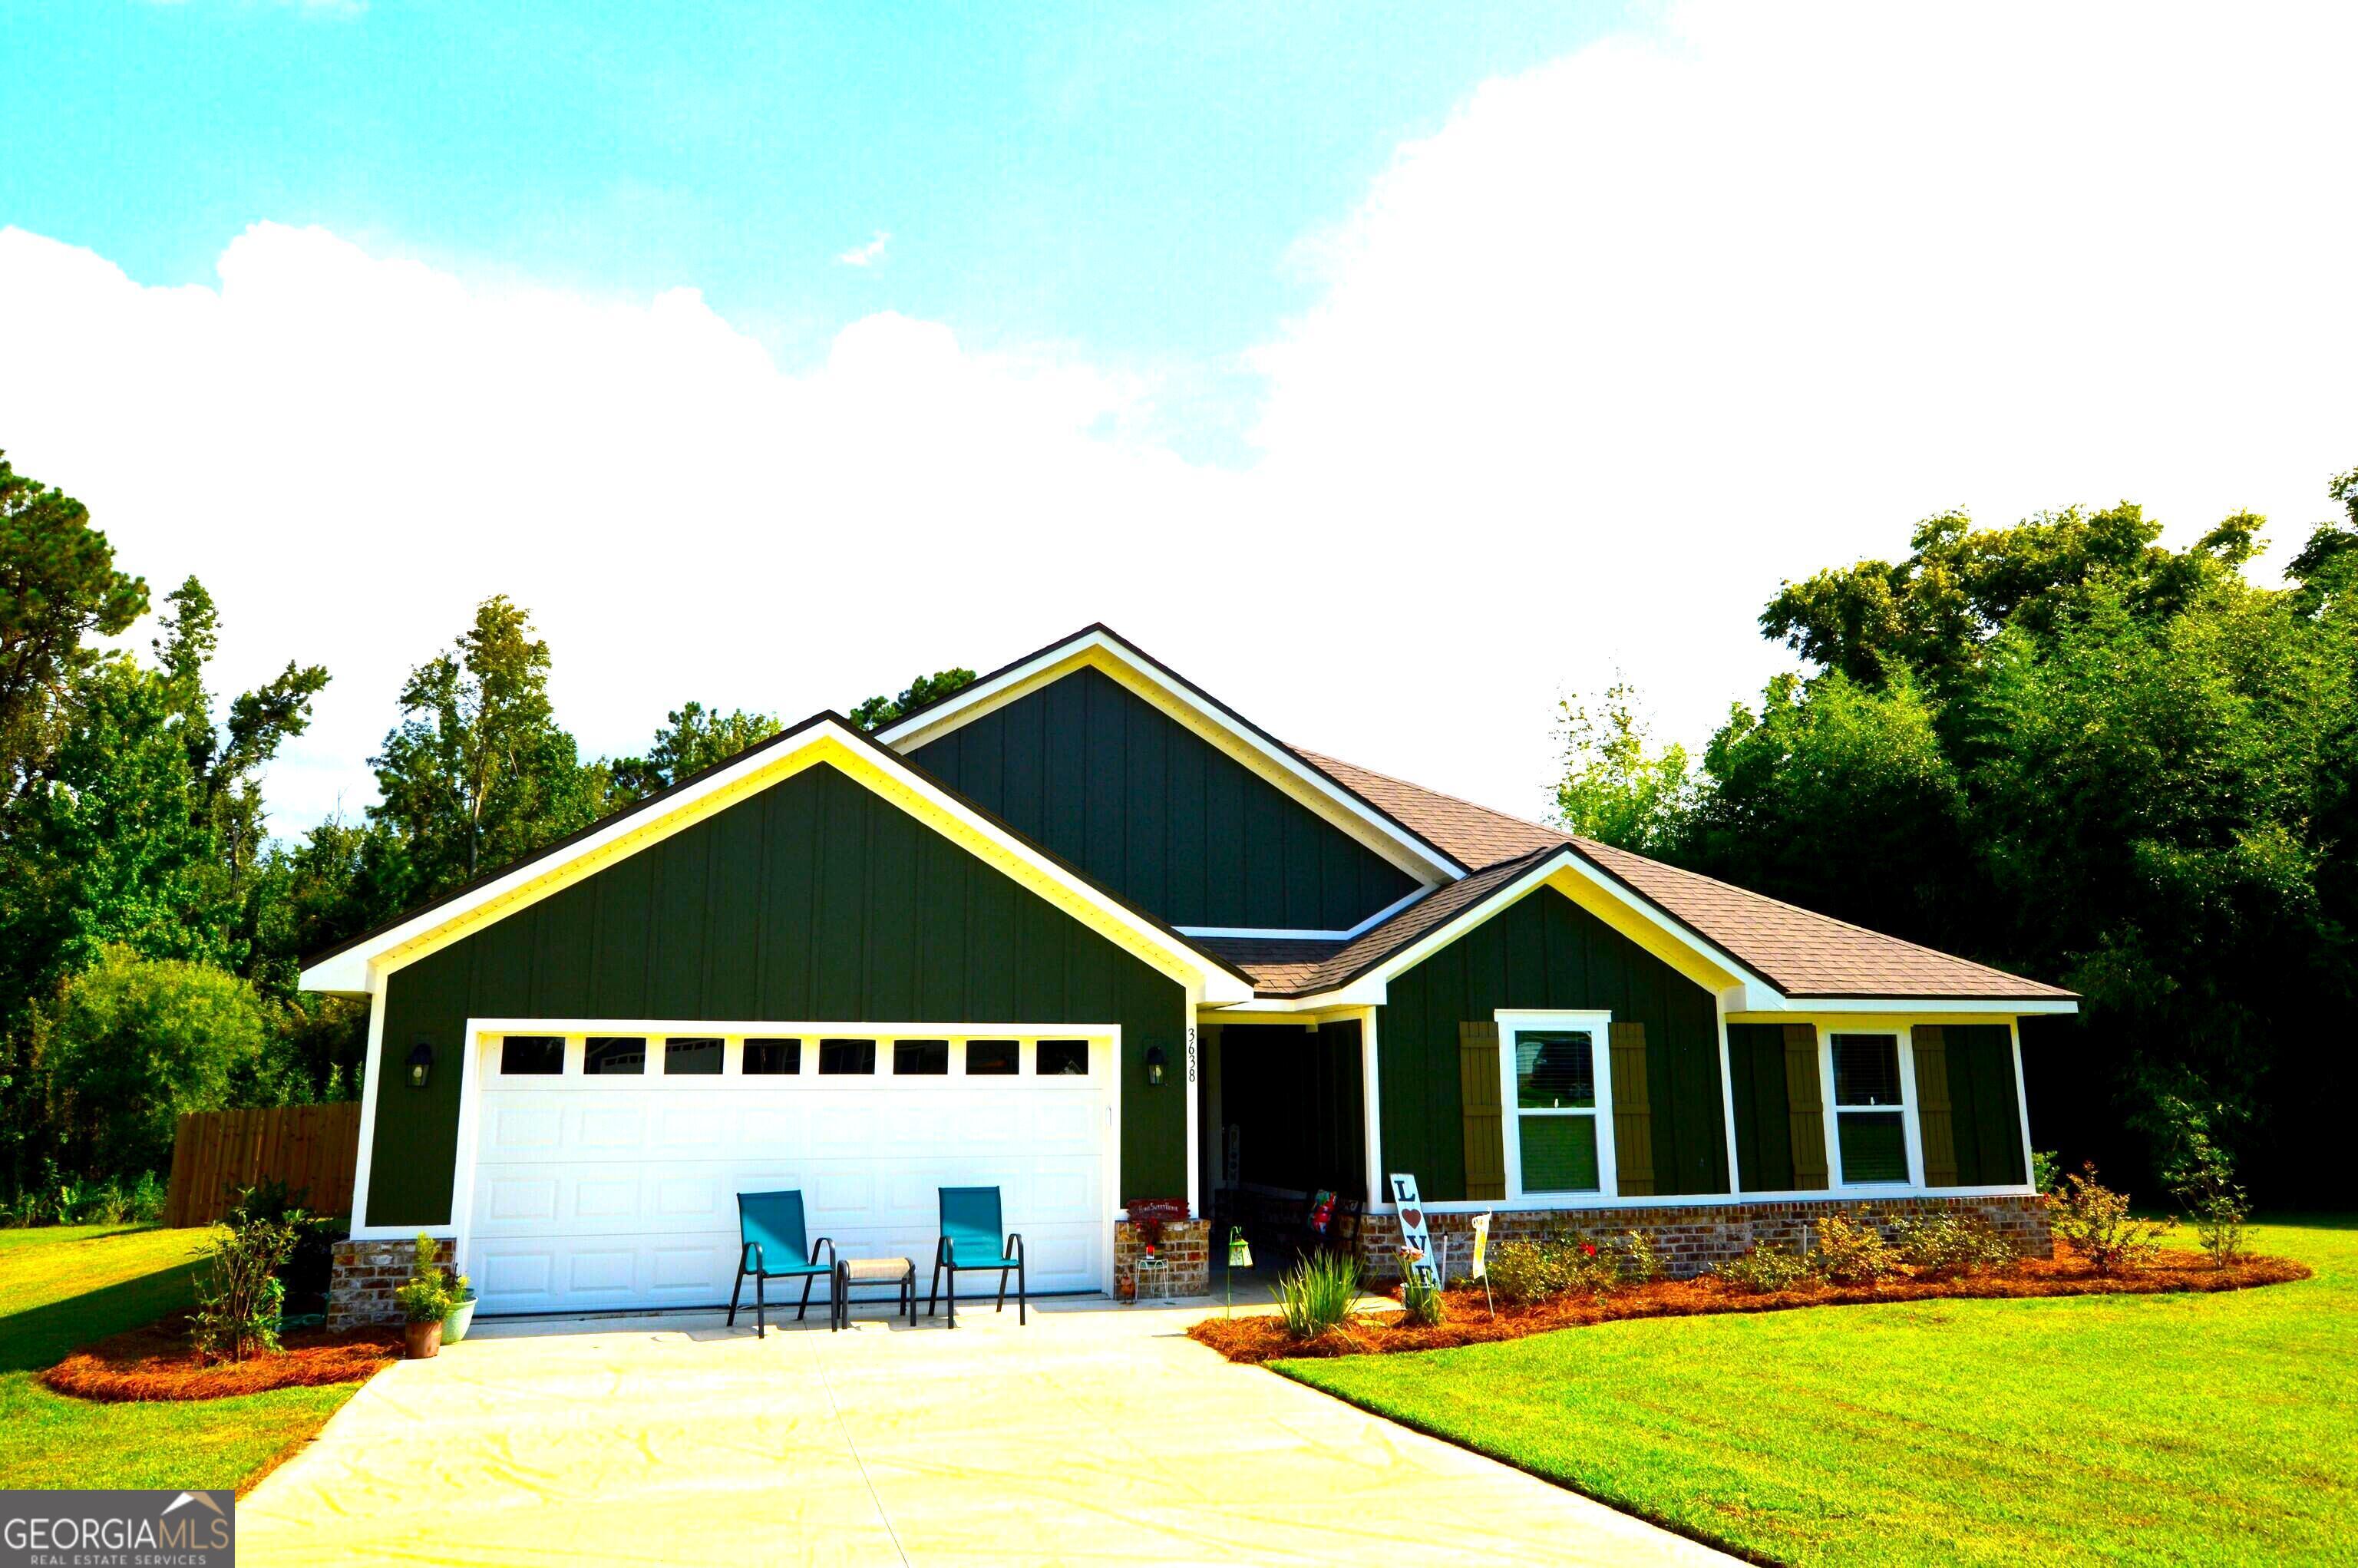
836,230,891,268
3,0,2355,839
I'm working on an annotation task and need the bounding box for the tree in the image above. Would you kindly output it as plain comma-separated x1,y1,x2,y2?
1549,677,1693,856
606,701,781,804
41,946,268,1180
368,596,599,900
849,667,976,731
0,450,147,801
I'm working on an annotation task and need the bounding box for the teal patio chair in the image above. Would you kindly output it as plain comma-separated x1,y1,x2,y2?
729,1190,836,1337
929,1186,1025,1328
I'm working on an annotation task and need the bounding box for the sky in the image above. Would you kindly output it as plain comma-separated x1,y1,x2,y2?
2,1,2355,839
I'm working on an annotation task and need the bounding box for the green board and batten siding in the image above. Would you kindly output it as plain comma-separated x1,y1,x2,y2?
906,665,1419,931
1377,886,1730,1201
365,761,1187,1226
1730,1021,2025,1191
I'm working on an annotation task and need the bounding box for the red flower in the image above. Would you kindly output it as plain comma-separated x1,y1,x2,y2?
1580,1243,1599,1258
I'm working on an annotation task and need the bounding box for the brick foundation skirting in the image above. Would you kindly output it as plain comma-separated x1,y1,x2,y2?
1356,1193,2049,1282
328,1236,456,1330
1115,1218,1209,1300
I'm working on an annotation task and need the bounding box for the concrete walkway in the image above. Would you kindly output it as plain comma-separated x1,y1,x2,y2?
239,1296,1734,1566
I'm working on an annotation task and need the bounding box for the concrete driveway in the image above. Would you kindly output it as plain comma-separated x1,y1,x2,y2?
240,1296,1732,1566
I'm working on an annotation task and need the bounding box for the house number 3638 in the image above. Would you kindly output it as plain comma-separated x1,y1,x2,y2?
1186,1027,1198,1084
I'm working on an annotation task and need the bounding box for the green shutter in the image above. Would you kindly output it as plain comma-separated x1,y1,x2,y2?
1914,1025,1960,1187
1609,1021,1656,1196
1459,1022,1505,1200
1783,1024,1829,1190
1944,1025,2028,1187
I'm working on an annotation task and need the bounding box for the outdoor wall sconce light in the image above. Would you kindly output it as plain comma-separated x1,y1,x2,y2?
406,1038,434,1090
1144,1045,1167,1088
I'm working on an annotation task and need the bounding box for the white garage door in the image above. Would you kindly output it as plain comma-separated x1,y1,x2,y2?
461,1029,1114,1315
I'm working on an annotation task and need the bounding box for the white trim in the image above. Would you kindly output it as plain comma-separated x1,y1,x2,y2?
1380,1183,2039,1217
1359,1005,1385,1210
1494,1008,1617,1203
1175,885,1434,945
299,715,1251,1006
1714,990,1742,1199
2010,1018,2036,1183
872,627,1466,883
1742,996,2078,1015
1822,1026,1917,1192
1184,984,1203,1221
345,963,389,1230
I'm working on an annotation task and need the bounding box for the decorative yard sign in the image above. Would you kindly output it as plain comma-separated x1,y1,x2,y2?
1471,1211,1495,1316
1389,1172,1441,1291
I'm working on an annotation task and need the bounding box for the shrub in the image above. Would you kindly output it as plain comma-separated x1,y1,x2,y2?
1889,1210,2018,1277
393,1233,457,1326
1484,1240,1556,1306
1712,1243,1810,1295
193,1209,299,1362
1613,1230,1663,1285
2032,1148,2064,1197
1485,1234,1623,1304
2050,1164,2173,1275
1399,1269,1447,1326
1273,1249,1361,1340
127,1171,166,1224
1810,1212,1903,1285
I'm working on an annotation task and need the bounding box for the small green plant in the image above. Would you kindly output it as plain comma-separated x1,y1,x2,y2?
1613,1229,1662,1285
1399,1269,1448,1326
2031,1148,2064,1197
127,1170,166,1224
2050,1164,2173,1276
395,1233,457,1325
1810,1212,1903,1285
1889,1210,2018,1277
192,1209,299,1362
1273,1249,1361,1340
1712,1243,1810,1295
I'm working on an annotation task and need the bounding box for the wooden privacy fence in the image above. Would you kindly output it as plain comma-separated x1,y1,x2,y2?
164,1103,362,1227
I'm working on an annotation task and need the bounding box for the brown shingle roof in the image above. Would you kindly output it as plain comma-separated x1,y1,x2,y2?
1279,752,2073,1003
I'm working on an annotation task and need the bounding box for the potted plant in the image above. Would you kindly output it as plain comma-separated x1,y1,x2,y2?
441,1268,479,1344
393,1233,454,1359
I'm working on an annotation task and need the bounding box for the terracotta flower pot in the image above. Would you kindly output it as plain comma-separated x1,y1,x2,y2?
404,1319,444,1360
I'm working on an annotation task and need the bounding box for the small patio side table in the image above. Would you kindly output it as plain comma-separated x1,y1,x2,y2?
833,1256,916,1331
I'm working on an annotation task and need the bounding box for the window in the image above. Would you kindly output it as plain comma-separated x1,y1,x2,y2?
893,1039,949,1075
742,1038,801,1075
664,1037,722,1075
583,1036,646,1075
1513,1028,1601,1193
818,1038,877,1075
500,1035,564,1075
965,1040,1019,1075
1036,1039,1088,1076
1831,1033,1909,1183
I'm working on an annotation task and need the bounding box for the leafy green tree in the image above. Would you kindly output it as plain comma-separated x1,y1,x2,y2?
368,596,599,900
0,451,149,800
1549,677,1693,856
607,701,781,803
849,667,976,731
41,946,268,1180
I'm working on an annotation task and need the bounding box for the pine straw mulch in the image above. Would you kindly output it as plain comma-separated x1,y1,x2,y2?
41,1311,404,1401
1188,1246,2311,1365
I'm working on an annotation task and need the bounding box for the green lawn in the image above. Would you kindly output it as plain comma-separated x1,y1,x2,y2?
1280,1218,2357,1567
0,1224,364,1493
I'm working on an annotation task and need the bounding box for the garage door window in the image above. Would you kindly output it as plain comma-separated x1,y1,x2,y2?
664,1037,722,1075
893,1039,949,1074
584,1037,646,1075
966,1040,1019,1075
500,1035,564,1075
1037,1039,1088,1076
742,1038,801,1075
818,1038,877,1075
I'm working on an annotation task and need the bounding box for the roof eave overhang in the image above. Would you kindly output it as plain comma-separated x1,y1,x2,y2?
299,715,1256,1006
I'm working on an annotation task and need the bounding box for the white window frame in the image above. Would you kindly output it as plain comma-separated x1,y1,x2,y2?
1821,1026,1923,1189
1495,1009,1619,1200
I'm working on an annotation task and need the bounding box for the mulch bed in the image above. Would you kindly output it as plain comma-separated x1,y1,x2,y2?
1189,1247,2310,1365
41,1312,403,1401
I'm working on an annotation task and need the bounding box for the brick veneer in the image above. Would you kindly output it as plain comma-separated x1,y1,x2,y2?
1115,1218,1210,1300
327,1236,456,1330
1356,1193,2049,1282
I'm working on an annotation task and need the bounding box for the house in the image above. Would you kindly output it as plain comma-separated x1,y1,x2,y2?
303,625,2072,1322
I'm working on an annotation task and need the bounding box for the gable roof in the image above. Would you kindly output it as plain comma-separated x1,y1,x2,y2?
299,711,1258,1003
875,624,1468,890
1241,754,2076,1005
